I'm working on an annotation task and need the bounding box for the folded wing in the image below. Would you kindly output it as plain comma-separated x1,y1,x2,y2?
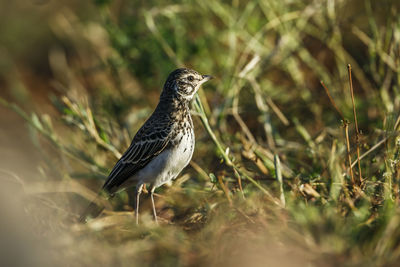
102,120,171,193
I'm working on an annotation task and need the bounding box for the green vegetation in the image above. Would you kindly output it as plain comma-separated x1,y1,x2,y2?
1,0,400,266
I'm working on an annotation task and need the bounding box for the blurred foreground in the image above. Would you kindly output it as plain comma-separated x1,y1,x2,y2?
1,0,400,266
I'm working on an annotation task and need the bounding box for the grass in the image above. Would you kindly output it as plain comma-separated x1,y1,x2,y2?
1,0,400,266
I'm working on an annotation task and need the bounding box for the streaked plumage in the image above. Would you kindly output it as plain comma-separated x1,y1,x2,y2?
80,68,212,224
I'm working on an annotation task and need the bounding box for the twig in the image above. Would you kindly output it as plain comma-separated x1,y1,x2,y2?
265,97,290,126
320,81,345,121
232,94,256,144
241,148,269,175
233,168,245,199
189,161,210,181
241,137,294,177
348,64,363,185
351,137,389,168
344,122,355,185
320,81,355,185
217,175,232,205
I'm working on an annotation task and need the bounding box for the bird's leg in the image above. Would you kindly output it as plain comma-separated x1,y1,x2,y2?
150,188,158,225
135,183,144,225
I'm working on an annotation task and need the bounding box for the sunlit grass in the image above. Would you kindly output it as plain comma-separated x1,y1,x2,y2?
1,0,400,266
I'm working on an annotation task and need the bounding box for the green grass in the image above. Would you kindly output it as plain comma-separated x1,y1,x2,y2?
1,0,400,266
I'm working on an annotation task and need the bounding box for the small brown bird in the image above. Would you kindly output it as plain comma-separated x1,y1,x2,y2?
80,68,213,224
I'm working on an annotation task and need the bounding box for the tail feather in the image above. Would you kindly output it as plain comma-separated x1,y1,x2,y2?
78,195,106,223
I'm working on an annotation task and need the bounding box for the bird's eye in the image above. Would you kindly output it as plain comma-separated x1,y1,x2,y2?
187,76,194,81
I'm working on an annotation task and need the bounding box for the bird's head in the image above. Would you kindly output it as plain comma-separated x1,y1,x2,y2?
162,68,213,101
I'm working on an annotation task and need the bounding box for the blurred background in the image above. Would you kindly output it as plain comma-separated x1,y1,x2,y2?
1,0,400,266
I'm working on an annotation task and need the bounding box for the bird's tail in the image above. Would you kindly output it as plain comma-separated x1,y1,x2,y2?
78,195,106,223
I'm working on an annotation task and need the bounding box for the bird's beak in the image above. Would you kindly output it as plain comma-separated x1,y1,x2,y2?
201,75,214,82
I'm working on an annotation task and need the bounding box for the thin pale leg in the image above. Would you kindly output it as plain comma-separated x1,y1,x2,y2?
135,183,144,225
150,188,158,224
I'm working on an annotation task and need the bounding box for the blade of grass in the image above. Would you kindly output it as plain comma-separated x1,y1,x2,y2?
348,64,363,185
194,94,280,204
274,154,285,207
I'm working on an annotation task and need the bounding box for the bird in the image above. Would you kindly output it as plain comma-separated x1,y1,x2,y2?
79,68,213,224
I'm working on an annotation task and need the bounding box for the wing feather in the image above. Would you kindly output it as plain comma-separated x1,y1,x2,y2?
102,121,171,193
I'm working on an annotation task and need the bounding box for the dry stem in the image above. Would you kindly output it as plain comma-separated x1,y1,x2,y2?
348,64,363,185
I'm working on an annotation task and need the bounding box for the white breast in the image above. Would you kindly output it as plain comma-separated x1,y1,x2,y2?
133,129,195,189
